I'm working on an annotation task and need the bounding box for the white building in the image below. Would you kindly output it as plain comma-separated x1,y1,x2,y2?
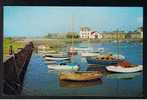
80,27,103,39
80,27,91,39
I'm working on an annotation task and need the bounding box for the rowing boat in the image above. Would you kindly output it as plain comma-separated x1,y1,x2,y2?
44,56,69,61
80,52,100,57
48,64,79,71
106,60,143,73
106,65,143,73
59,71,102,81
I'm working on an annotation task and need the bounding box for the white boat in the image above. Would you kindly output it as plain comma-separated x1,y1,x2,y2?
39,50,57,54
96,48,104,53
112,54,125,60
48,65,79,71
44,61,57,64
43,53,67,58
74,47,92,51
75,47,104,53
106,65,143,73
44,56,70,61
80,52,100,57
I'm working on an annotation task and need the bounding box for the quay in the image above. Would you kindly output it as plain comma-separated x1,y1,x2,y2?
3,42,34,95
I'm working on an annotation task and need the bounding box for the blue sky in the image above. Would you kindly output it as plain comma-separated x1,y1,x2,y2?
4,6,143,37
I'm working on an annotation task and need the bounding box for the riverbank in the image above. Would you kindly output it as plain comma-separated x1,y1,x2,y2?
4,37,143,57
3,38,27,58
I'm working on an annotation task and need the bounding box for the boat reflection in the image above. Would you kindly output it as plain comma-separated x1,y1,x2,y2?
59,79,102,88
106,72,142,80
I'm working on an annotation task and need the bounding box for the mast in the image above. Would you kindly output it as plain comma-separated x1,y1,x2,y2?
116,29,119,59
88,31,90,48
71,15,74,47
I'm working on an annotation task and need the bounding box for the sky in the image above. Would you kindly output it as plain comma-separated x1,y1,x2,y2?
4,6,143,37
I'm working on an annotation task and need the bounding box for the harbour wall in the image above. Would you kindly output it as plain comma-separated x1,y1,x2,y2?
3,42,34,95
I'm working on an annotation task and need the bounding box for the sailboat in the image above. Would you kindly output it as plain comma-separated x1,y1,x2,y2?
105,30,143,73
68,16,78,56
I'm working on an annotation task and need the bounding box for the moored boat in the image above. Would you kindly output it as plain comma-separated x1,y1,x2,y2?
59,71,102,81
74,47,91,51
106,60,143,73
44,61,57,64
80,52,100,57
42,53,67,58
86,54,124,65
48,64,79,71
44,56,70,61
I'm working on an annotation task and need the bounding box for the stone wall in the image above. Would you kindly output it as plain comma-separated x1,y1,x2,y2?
3,42,34,95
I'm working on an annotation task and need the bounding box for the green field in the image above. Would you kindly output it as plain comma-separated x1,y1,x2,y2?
3,37,26,57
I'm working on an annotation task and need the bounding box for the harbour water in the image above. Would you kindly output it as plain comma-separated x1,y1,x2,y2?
21,42,143,97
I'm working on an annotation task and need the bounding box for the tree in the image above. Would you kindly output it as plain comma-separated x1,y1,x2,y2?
66,32,79,39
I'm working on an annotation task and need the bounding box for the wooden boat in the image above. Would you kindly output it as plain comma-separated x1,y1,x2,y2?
48,64,79,71
59,71,102,81
86,54,124,65
106,60,143,73
44,56,69,61
59,79,102,88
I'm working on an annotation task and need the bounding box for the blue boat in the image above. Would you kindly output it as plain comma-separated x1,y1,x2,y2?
86,56,121,65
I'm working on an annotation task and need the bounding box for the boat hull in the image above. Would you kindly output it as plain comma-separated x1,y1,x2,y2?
80,52,100,57
43,53,67,58
106,65,143,73
86,57,119,65
44,57,69,61
59,71,102,81
48,65,79,71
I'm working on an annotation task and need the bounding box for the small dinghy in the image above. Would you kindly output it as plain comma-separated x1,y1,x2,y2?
59,71,102,81
80,52,100,57
74,47,91,51
48,64,79,71
44,61,57,64
42,52,67,58
106,60,143,73
44,56,69,61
